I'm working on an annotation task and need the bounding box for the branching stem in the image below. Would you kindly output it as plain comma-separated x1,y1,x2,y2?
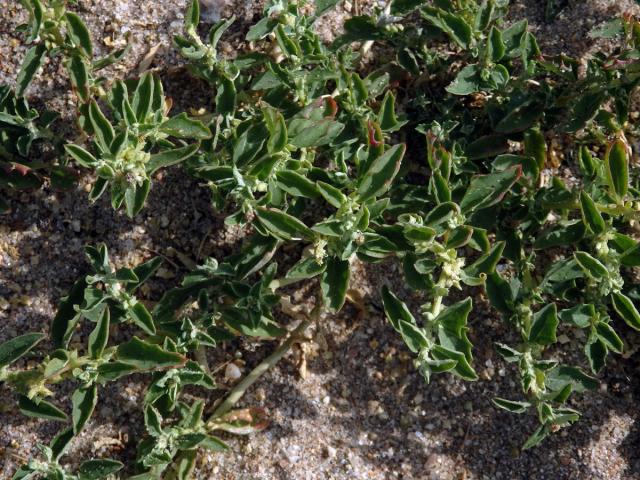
208,304,320,420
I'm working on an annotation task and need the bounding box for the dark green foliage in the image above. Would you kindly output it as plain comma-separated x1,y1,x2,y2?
2,0,640,477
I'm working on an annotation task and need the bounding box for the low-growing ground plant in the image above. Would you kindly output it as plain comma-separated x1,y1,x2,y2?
1,0,639,477
0,85,59,211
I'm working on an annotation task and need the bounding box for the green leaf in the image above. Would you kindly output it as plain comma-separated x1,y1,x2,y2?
89,178,108,202
321,257,350,313
391,0,424,14
265,109,288,153
485,272,514,315
585,337,608,373
495,101,542,134
445,226,473,249
521,31,540,68
18,396,67,421
144,404,163,436
171,450,197,480
523,425,549,450
65,144,97,168
574,251,608,279
92,45,130,71
620,243,640,267
381,286,429,353
565,91,606,132
316,181,346,208
11,465,36,480
72,384,98,433
216,75,237,115
378,91,404,131
529,304,558,345
546,366,598,393
474,0,495,31
124,179,150,217
605,140,629,200
115,267,138,284
185,0,200,33
117,337,186,369
160,113,212,139
147,143,199,175
246,17,279,41
495,343,522,362
314,0,341,17
255,207,312,241
234,234,279,279
492,397,531,414
579,191,605,234
487,26,505,62
403,224,436,247
0,332,45,369
88,101,115,150
523,128,546,170
66,55,90,102
51,278,87,348
312,222,345,246
446,64,480,95
175,433,207,450
431,345,477,381
200,435,230,451
88,307,110,359
340,16,387,42
65,12,93,57
502,19,528,56
465,134,509,159
579,145,596,177
78,459,124,480
209,17,235,50
275,24,301,58
286,256,326,280
534,221,586,249
436,298,472,337
611,292,640,331
132,72,154,122
351,73,368,105
127,302,156,335
51,426,74,461
558,304,594,329
23,0,44,42
276,170,320,198
589,18,624,39
460,166,521,213
596,322,623,354
16,44,46,97
96,362,137,382
110,183,136,214
131,257,163,289
423,8,472,49
464,241,505,278
357,143,406,201
232,122,268,165
288,117,344,148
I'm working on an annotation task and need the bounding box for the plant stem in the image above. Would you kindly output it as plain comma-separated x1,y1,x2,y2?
430,294,443,317
166,304,320,479
208,308,317,421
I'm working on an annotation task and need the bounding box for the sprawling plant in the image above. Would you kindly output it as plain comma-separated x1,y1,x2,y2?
64,73,211,216
1,0,639,477
0,85,60,211
16,0,128,98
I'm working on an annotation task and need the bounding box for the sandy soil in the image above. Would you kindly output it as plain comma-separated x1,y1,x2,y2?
1,1,640,479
